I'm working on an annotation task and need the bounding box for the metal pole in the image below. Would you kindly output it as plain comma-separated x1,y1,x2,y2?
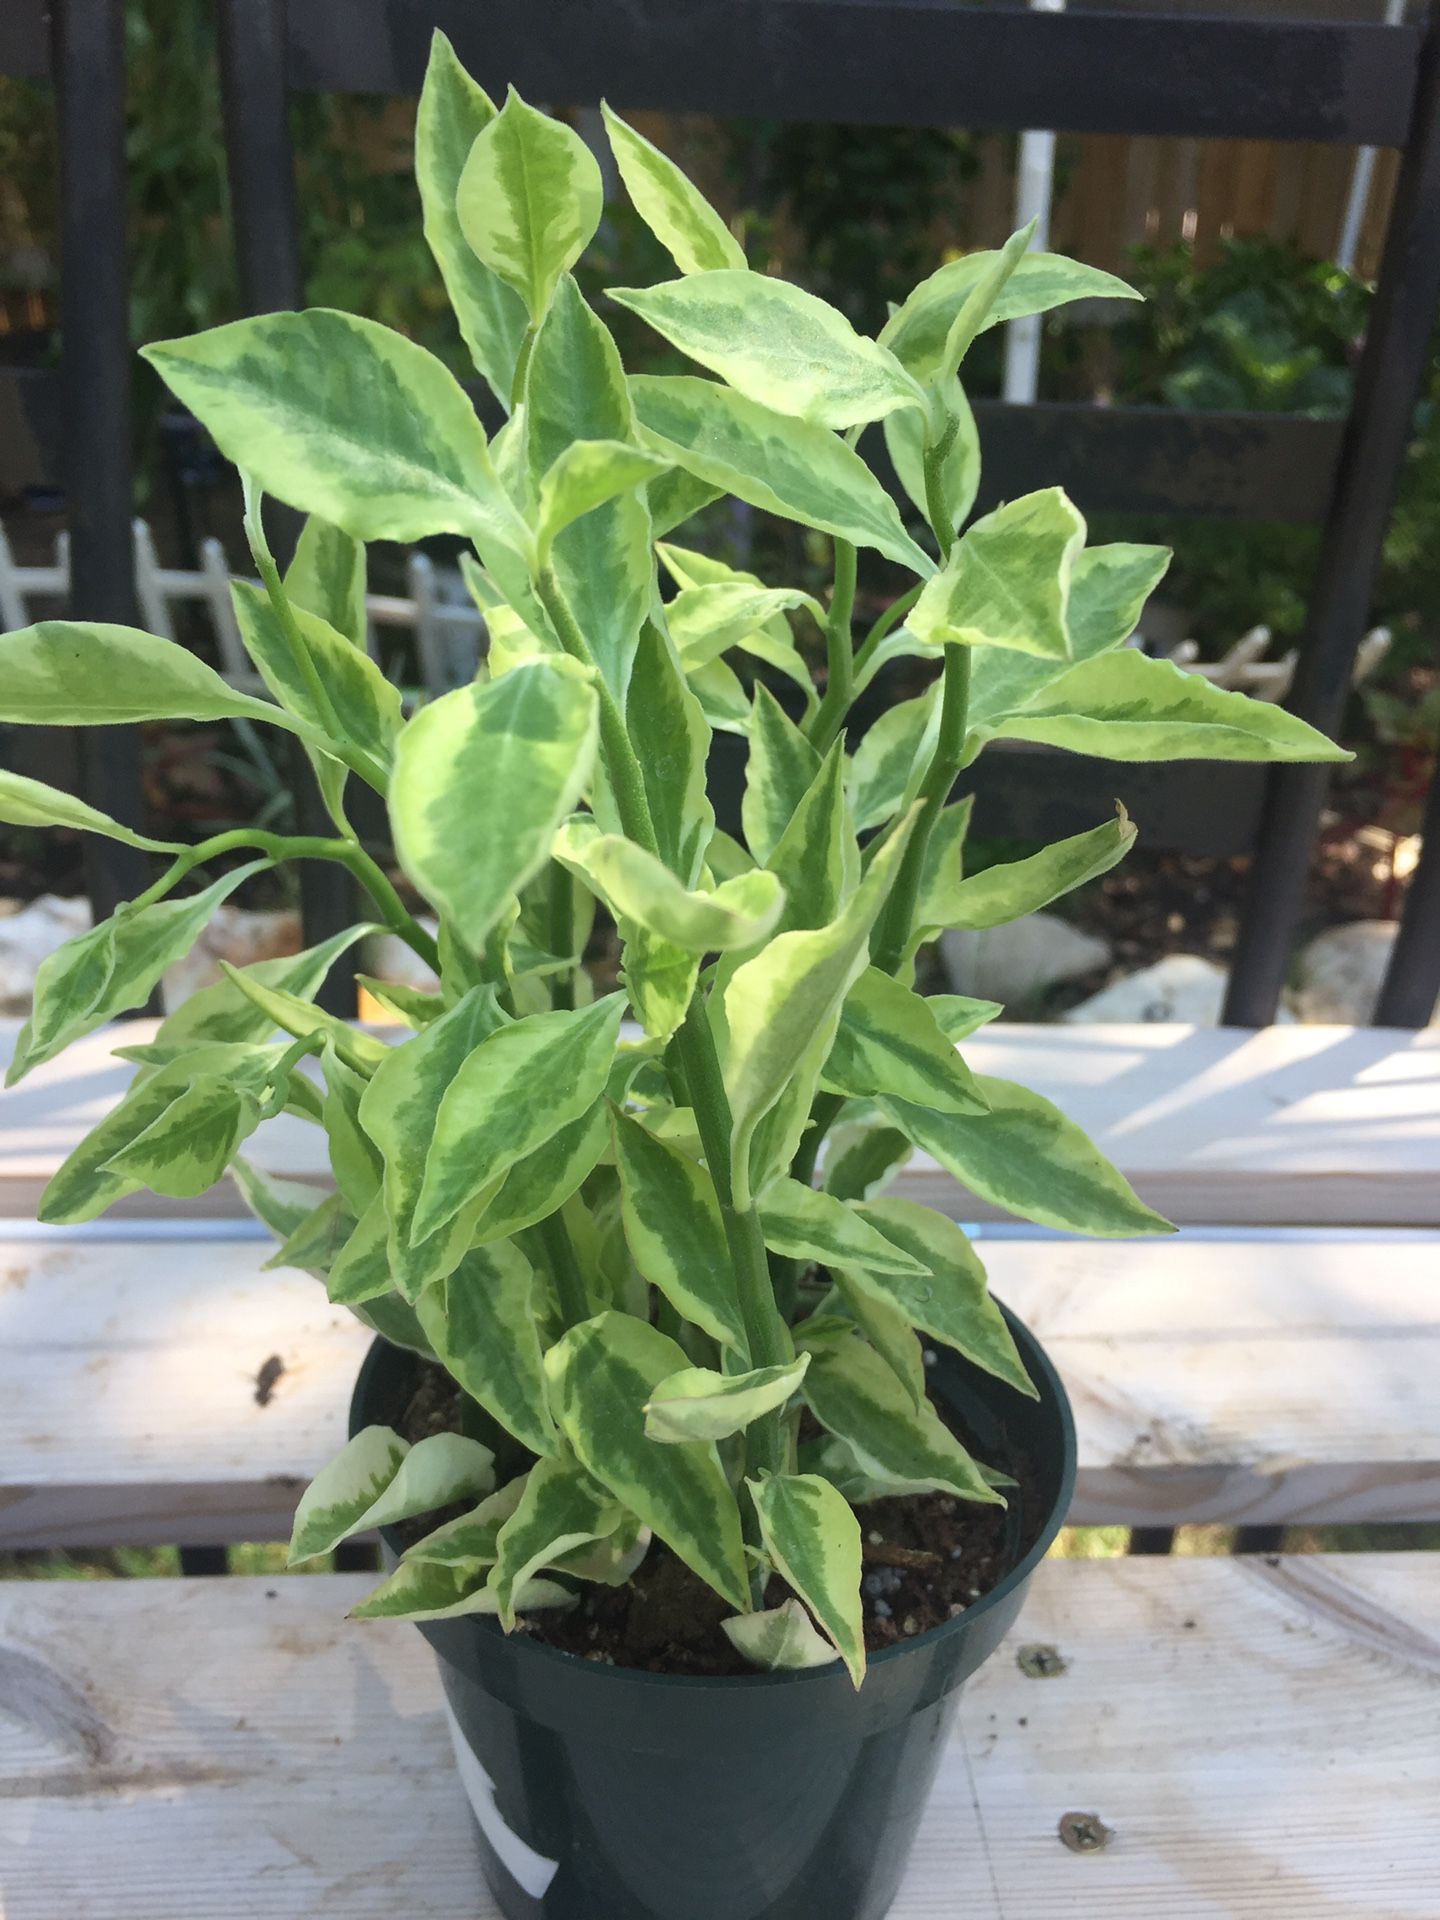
50,0,150,921
1002,0,1065,407
1336,0,1408,274
215,0,359,1010
1374,744,1440,1025
1223,2,1440,1027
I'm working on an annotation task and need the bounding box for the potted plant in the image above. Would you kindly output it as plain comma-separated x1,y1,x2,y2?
0,37,1346,1919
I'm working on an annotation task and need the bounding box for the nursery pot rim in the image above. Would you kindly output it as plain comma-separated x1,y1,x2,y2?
351,1295,1076,1693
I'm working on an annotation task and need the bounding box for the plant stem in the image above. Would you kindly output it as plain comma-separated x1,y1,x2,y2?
548,860,575,1011
922,437,958,565
805,538,857,749
529,1210,591,1331
127,825,440,974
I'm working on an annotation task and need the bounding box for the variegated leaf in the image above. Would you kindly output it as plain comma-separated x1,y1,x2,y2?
457,88,603,319
758,1178,931,1280
351,1560,572,1622
0,769,179,851
909,487,1084,659
544,1311,751,1611
644,1354,810,1443
230,580,402,772
748,1471,866,1687
601,104,745,275
821,968,988,1115
488,1450,626,1628
553,817,783,953
723,1597,840,1673
289,1428,495,1564
611,1107,747,1353
414,1240,559,1457
930,806,1135,931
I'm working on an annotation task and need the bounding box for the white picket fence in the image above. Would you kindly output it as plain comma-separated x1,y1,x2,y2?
0,519,484,698
0,516,1391,707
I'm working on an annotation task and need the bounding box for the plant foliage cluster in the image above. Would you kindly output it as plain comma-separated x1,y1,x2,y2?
0,39,1345,1683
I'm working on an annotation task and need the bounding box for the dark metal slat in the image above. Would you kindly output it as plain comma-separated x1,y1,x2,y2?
50,0,150,923
1374,758,1440,1028
1223,7,1440,1028
970,404,1341,526
216,0,359,1011
283,1,1420,147
0,0,48,79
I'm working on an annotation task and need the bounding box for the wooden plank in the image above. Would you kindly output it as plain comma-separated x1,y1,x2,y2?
3,1232,1436,1546
1,1556,1435,1917
2,1020,1438,1229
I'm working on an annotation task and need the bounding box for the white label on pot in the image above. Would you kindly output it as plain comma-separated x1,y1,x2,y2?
443,1699,560,1900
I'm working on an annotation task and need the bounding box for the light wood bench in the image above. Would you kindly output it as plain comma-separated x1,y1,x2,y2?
1,1017,1438,1916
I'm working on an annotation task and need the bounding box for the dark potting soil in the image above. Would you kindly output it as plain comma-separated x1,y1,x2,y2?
389,1357,1040,1677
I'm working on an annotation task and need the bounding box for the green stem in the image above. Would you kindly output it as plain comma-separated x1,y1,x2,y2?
529,1210,590,1331
548,860,575,1011
805,538,857,750
127,826,440,975
923,437,959,565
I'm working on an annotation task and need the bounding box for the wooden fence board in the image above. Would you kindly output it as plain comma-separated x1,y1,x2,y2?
1,1555,1435,1917
2,1231,1435,1546
1,1021,1437,1228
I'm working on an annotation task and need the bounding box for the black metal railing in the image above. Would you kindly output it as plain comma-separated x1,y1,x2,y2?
4,0,1439,1029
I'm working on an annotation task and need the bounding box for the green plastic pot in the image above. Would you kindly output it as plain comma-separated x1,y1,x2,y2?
351,1303,1075,1920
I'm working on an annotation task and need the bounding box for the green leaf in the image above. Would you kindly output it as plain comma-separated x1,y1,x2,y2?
414,1241,558,1457
528,277,654,700
883,250,1140,384
457,88,603,319
846,1198,1035,1397
319,1047,383,1213
217,961,389,1077
666,582,821,675
627,620,715,885
822,968,989,1115
469,1098,610,1246
284,514,367,647
289,1427,495,1564
143,925,376,1058
0,621,309,732
358,985,506,1291
802,1336,1003,1507
488,1451,625,1628
884,373,979,533
416,32,528,404
538,439,671,556
143,311,522,548
325,1195,394,1306
413,994,626,1243
544,1311,750,1611
644,1355,810,1443
229,581,401,778
972,649,1352,765
821,1121,911,1203
647,463,724,540
350,1559,572,1623
100,1078,264,1199
688,657,751,734
231,1157,331,1243
748,1472,865,1687
966,541,1182,737
8,861,270,1085
601,103,745,274
928,993,1005,1043
824,1274,927,1407
909,488,1084,659
402,1477,530,1568
764,743,858,938
265,1190,354,1276
882,1077,1175,1237
722,812,916,1203
929,222,1036,385
742,685,821,863
0,769,179,851
933,806,1136,930
611,1108,747,1353
914,795,972,934
847,686,938,834
554,819,783,953
758,1177,931,1280
353,976,446,1029
631,375,933,575
391,659,599,951
611,272,923,429
723,1597,840,1673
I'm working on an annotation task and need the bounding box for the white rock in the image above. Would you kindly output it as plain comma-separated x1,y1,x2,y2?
161,905,302,1011
938,913,1110,1007
0,894,93,1014
1292,919,1437,1026
1063,951,1296,1025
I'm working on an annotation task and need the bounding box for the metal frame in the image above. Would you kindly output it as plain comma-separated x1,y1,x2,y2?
4,0,1438,1025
